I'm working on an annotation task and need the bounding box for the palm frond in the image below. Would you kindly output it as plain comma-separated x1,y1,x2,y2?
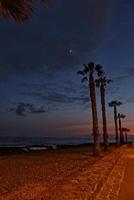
107,79,112,84
109,102,113,107
87,62,95,73
0,0,53,23
83,64,88,73
117,101,122,106
81,77,88,83
95,79,101,87
120,114,126,119
95,64,103,72
0,0,33,23
95,64,104,77
109,100,117,107
77,70,85,76
109,100,122,107
96,77,111,87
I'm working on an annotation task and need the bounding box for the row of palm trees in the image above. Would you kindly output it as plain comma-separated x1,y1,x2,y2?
109,104,130,145
0,6,130,156
78,62,130,156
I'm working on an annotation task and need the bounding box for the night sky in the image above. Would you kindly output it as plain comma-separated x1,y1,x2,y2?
0,0,134,137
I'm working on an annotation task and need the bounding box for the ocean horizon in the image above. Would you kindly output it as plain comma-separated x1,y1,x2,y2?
0,135,134,148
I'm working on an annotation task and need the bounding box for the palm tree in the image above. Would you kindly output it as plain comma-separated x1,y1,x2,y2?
122,128,130,144
0,0,50,23
118,113,126,145
109,100,122,145
95,64,112,151
77,62,101,156
125,128,130,144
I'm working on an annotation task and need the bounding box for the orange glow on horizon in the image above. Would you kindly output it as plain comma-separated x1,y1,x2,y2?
54,121,134,136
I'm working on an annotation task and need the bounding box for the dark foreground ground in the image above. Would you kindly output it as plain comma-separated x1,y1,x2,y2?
0,144,125,200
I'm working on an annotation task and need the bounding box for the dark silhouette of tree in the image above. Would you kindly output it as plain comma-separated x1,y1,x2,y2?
125,129,129,144
95,64,112,151
122,128,130,144
118,113,126,145
0,0,32,23
77,62,101,156
109,101,122,145
0,0,51,23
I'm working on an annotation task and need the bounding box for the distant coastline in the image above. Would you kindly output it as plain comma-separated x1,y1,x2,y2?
0,135,134,154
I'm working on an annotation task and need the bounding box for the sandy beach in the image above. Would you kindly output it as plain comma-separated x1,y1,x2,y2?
0,145,125,200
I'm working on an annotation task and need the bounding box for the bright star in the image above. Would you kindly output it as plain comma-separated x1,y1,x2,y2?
69,49,73,54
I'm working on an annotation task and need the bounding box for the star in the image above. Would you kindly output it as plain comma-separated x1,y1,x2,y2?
69,49,73,54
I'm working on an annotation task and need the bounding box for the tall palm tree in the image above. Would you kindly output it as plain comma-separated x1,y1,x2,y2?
118,113,126,145
0,0,51,23
95,64,112,151
77,62,101,156
125,128,130,144
122,128,130,144
109,100,122,145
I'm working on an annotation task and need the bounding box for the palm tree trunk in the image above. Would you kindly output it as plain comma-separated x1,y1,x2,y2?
89,74,100,156
125,132,128,144
122,132,125,144
114,106,119,145
118,115,123,145
100,85,109,150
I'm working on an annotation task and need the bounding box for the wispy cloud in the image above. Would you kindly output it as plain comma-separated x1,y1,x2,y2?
21,90,89,105
10,103,47,117
126,97,134,103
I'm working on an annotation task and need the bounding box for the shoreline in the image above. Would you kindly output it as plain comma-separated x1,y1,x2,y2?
0,143,118,155
0,143,93,155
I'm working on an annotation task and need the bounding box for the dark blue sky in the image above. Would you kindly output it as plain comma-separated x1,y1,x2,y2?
0,0,134,137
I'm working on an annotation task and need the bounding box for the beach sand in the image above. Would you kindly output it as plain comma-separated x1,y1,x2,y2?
0,145,121,200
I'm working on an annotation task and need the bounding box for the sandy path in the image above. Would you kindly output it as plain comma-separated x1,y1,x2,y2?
119,147,134,200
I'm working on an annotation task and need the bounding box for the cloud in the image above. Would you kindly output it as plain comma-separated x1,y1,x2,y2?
10,103,47,117
22,90,89,105
126,97,134,103
126,67,134,76
10,103,26,117
19,74,90,106
112,67,134,82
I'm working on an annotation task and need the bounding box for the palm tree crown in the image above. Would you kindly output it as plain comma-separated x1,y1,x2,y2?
95,77,112,87
118,113,126,119
77,62,95,82
95,64,112,88
109,100,122,107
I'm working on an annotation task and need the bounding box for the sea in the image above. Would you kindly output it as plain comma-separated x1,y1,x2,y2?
0,135,134,151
